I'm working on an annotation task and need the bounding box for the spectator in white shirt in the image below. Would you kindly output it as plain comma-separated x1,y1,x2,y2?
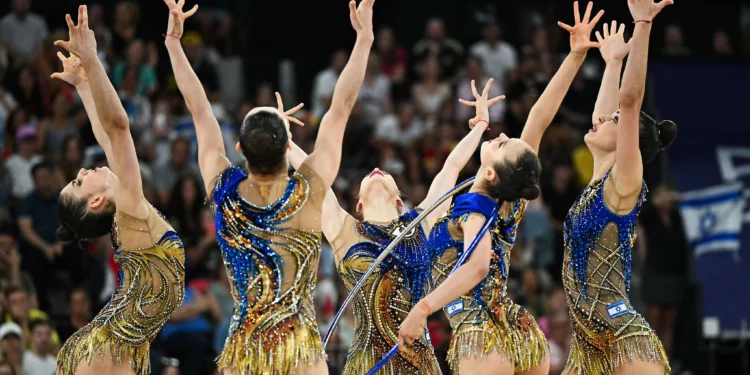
469,22,518,89
358,53,392,122
21,320,55,375
4,125,42,199
311,50,348,120
374,102,425,148
456,55,505,123
0,0,48,65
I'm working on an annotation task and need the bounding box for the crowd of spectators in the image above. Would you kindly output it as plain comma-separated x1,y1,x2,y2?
0,0,744,374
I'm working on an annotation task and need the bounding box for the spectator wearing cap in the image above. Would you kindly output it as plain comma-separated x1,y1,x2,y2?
3,125,41,200
3,287,59,351
17,161,63,299
167,32,220,103
0,0,48,65
20,320,54,375
0,322,23,374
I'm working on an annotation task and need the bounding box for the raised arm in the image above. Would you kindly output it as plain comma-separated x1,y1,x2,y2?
303,0,375,188
520,1,603,153
419,79,504,230
613,0,672,192
55,6,145,213
398,214,491,347
592,21,631,124
51,52,115,171
162,0,229,192
289,141,348,244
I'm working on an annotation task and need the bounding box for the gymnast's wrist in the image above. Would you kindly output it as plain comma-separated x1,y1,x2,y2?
417,299,432,316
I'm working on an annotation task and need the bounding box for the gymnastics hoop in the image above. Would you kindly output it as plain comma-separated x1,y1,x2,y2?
322,177,476,347
365,205,499,375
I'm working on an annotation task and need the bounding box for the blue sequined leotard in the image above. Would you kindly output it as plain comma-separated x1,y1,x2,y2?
429,193,548,372
331,209,440,375
57,205,185,375
212,163,327,375
562,171,669,374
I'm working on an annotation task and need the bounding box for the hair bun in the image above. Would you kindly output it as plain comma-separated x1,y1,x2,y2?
521,184,541,200
55,225,75,243
657,120,678,149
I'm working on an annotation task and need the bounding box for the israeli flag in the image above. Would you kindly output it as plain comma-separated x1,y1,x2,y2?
679,182,745,257
446,300,463,317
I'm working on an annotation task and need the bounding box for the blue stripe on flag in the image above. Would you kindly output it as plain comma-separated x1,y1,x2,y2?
690,232,740,248
679,191,742,208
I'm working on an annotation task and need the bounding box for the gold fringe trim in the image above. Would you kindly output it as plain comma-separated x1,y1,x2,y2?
218,318,326,375
56,324,151,375
447,318,549,373
566,331,670,375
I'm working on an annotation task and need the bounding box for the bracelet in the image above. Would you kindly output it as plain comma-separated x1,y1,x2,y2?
474,119,490,131
417,300,432,316
163,33,181,39
633,20,652,24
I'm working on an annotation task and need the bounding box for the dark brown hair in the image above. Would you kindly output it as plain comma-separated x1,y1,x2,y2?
486,149,542,202
56,193,115,242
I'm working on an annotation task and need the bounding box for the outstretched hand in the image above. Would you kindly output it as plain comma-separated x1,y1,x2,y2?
458,78,505,129
163,0,198,38
558,1,605,54
597,21,631,63
51,52,87,87
349,0,375,37
275,92,305,127
628,0,673,22
54,5,97,62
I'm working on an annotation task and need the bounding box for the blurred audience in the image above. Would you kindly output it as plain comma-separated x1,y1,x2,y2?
0,1,726,372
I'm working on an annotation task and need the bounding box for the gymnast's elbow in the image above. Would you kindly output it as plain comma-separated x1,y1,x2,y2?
468,257,491,283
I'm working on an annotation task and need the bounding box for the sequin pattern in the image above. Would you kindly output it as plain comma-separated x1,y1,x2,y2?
57,206,185,375
429,193,548,373
212,166,325,375
562,172,669,374
335,210,440,375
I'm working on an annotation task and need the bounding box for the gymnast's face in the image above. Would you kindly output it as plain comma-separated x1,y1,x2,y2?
60,167,117,210
358,168,401,211
479,133,532,170
585,110,619,153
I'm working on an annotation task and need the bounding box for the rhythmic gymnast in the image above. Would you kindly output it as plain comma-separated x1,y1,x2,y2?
556,1,677,374
397,3,610,374
161,0,374,373
53,6,185,375
290,79,505,374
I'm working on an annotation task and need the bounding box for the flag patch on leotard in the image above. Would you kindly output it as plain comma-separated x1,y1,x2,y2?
606,301,629,319
446,300,463,317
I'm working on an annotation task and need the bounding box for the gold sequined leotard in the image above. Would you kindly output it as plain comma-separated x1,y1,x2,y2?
57,204,185,375
211,163,327,375
331,210,441,375
562,171,669,374
429,193,548,373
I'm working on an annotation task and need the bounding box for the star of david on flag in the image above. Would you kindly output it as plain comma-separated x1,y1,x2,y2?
679,182,745,258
